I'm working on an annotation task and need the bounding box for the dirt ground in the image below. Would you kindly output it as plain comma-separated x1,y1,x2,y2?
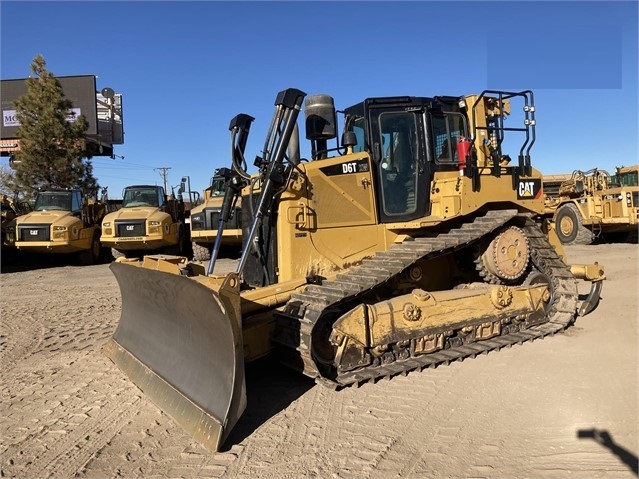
1,243,637,479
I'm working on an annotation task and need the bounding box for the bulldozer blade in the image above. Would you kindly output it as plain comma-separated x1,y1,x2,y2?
104,262,246,452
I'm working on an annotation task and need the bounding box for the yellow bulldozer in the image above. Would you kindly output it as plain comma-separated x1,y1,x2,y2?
104,88,605,452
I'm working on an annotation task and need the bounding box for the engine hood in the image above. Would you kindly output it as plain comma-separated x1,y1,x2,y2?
17,210,74,225
106,207,169,222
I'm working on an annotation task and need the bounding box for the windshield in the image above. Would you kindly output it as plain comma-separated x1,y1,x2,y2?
209,177,225,196
122,188,160,207
34,192,72,211
612,170,639,187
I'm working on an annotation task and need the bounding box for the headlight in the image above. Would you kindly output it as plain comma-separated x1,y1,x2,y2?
150,220,161,226
54,226,67,231
191,214,205,230
103,222,110,227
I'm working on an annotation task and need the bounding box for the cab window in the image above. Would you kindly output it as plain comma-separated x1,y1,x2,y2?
431,112,467,164
71,191,82,211
349,117,367,154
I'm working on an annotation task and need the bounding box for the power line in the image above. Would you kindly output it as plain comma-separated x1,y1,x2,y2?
91,158,158,170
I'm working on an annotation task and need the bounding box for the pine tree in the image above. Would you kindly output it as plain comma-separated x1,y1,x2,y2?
2,55,98,200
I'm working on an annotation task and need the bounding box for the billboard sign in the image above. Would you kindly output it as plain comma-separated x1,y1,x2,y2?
1,75,98,137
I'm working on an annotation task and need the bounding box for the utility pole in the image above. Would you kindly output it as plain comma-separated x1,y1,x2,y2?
154,167,171,192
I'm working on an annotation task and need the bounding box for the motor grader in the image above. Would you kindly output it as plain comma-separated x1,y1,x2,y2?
104,88,605,452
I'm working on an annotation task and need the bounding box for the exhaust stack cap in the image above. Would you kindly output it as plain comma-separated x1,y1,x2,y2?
305,94,337,141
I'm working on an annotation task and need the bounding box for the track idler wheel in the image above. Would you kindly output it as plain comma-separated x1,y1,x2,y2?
478,226,530,284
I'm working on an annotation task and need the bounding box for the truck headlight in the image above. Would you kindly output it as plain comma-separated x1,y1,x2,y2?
191,214,204,230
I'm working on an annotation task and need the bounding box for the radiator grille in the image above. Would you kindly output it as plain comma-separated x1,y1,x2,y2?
115,220,146,237
18,224,50,241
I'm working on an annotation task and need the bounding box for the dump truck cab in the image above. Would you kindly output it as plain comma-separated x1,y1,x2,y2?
100,185,186,259
10,188,105,264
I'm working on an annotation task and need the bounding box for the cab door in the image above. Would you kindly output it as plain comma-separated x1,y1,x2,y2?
368,107,431,223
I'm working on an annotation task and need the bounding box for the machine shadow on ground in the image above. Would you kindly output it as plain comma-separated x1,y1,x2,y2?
222,355,315,451
0,249,114,273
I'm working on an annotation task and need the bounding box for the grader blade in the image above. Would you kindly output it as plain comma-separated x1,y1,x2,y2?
104,262,246,452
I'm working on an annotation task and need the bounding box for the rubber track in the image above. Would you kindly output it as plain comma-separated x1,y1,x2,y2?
273,209,579,388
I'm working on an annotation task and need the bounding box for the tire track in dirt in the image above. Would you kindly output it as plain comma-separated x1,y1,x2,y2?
1,349,141,478
221,363,461,478
1,264,146,478
1,262,245,479
0,310,45,369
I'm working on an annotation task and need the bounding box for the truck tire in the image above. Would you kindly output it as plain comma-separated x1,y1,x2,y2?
78,231,101,265
192,242,211,262
166,224,185,256
554,203,594,245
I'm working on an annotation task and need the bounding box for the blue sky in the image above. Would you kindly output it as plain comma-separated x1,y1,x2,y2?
1,1,637,198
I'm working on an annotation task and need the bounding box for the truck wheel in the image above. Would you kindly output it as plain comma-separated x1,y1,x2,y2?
554,203,593,245
79,232,101,265
192,242,211,262
166,225,185,256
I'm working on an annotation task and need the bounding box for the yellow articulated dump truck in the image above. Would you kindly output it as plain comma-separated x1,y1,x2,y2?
100,185,187,259
104,88,605,452
8,188,106,264
543,166,639,244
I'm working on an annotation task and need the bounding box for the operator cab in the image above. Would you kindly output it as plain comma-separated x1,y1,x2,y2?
341,96,469,223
